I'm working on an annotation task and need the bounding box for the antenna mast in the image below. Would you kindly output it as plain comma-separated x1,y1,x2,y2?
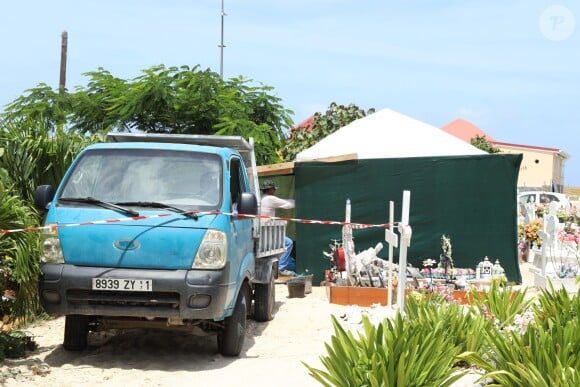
219,0,226,79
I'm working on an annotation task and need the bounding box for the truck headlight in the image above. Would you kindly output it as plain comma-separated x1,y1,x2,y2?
41,225,64,263
192,229,227,269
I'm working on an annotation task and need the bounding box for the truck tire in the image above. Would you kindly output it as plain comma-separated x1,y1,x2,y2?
63,315,89,351
253,273,275,322
217,287,247,357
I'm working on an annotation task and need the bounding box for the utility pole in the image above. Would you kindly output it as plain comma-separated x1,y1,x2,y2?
219,0,226,79
59,31,68,92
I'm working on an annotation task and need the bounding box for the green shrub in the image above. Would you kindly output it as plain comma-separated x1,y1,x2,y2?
0,193,42,325
404,293,491,355
467,278,532,326
459,285,579,386
533,281,579,327
304,309,466,386
307,284,578,386
459,313,579,386
0,331,27,361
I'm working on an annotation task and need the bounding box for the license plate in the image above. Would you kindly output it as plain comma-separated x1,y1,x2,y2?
92,278,153,292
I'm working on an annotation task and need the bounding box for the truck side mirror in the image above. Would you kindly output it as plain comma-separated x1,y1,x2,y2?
237,192,257,215
34,185,55,212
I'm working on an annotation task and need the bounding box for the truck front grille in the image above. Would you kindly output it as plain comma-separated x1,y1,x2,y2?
67,289,180,310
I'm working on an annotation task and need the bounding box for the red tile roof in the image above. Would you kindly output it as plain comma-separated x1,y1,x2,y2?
493,141,561,153
441,118,496,143
293,115,314,132
441,118,566,155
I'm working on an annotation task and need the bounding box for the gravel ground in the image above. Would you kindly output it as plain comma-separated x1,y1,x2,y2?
1,262,541,386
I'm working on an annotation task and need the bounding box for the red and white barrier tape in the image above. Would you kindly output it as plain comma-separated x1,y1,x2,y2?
0,212,178,235
233,212,394,229
0,210,394,235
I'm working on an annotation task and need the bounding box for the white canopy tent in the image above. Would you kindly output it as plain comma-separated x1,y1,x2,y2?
295,108,486,161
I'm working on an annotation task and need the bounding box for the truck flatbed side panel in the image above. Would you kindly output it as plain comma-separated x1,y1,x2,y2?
254,219,287,258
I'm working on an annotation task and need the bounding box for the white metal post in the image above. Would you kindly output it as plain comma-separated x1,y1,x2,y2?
385,201,398,307
343,198,355,285
397,190,412,315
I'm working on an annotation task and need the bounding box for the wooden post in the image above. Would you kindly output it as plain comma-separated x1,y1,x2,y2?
59,31,68,92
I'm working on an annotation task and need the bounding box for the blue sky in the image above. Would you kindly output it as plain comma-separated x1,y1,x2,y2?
2,1,579,184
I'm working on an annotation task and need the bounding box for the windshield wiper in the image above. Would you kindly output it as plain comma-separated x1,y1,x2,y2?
59,197,140,217
116,201,198,220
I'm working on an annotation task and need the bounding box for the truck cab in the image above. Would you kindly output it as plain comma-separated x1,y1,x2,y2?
34,133,283,356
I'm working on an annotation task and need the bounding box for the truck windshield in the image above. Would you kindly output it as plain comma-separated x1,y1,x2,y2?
58,148,222,210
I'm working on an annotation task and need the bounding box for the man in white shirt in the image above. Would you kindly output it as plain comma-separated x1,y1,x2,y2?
260,180,296,276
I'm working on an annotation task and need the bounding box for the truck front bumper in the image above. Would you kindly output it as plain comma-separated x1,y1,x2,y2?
38,263,231,321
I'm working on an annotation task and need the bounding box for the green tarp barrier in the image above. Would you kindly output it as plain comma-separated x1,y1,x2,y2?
293,154,523,285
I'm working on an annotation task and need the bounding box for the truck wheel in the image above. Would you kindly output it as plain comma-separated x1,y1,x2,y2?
253,273,275,322
63,315,89,351
217,288,247,357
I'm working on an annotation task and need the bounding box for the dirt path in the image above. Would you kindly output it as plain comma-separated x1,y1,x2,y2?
1,284,360,387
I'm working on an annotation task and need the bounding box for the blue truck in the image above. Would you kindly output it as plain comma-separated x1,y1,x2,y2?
34,133,286,356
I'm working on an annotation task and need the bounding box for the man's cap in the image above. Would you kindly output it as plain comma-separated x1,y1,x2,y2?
261,180,277,190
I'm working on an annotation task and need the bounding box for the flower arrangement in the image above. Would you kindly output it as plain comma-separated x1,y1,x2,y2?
556,208,573,223
534,203,546,218
558,229,580,249
421,267,447,279
524,219,543,248
419,267,475,280
572,205,580,224
555,229,580,279
517,223,526,253
453,268,476,280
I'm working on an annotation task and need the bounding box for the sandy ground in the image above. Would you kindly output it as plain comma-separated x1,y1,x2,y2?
1,263,538,387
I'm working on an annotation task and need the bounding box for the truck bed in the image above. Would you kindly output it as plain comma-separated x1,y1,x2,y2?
255,219,287,258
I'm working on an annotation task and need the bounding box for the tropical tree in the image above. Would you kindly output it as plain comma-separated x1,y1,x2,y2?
281,102,375,161
1,83,71,131
0,120,102,202
0,192,42,325
0,142,43,324
2,64,294,165
471,134,500,154
0,120,103,324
